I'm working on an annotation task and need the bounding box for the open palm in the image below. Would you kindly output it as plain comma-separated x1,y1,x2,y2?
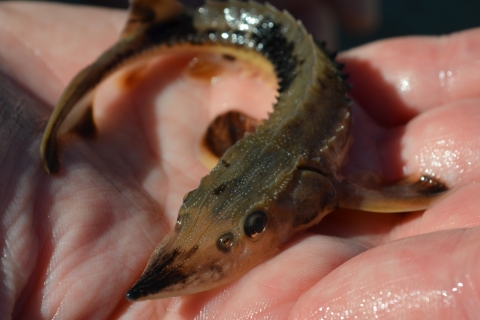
1,2,479,319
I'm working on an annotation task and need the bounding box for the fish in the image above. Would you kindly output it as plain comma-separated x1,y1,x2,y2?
40,0,448,301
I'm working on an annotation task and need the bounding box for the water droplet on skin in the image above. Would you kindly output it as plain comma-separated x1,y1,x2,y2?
399,78,411,92
439,70,455,90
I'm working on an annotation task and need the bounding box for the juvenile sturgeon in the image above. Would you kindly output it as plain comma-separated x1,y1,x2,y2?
40,0,448,301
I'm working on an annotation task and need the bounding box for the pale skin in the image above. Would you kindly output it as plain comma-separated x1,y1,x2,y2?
1,2,480,319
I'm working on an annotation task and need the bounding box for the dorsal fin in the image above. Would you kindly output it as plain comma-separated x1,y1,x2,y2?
121,0,185,39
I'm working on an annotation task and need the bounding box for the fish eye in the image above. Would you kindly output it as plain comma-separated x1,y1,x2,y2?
183,189,197,203
217,232,235,252
244,211,267,239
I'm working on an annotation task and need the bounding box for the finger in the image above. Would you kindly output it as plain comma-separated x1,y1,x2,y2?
341,98,480,237
327,97,480,242
400,100,480,186
354,97,480,186
340,28,480,126
386,99,480,239
291,227,480,319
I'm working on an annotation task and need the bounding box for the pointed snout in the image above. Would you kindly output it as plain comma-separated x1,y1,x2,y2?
125,233,202,301
125,229,235,301
126,245,190,301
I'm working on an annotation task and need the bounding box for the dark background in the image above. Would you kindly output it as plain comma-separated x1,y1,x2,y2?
3,0,480,49
341,0,480,49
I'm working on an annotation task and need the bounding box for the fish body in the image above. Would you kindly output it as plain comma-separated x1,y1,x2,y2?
40,0,447,301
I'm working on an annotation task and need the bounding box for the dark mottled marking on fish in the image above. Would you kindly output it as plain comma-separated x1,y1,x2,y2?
222,53,236,61
213,183,227,195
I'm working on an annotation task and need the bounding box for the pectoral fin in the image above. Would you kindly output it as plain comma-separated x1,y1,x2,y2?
335,175,449,213
122,0,185,39
273,168,338,238
289,169,338,228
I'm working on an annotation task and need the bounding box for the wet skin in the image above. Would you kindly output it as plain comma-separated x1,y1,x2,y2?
1,2,480,319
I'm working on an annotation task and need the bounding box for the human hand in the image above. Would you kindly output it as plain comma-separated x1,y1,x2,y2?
1,2,479,319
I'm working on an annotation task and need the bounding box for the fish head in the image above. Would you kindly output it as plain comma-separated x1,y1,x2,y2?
126,143,338,301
